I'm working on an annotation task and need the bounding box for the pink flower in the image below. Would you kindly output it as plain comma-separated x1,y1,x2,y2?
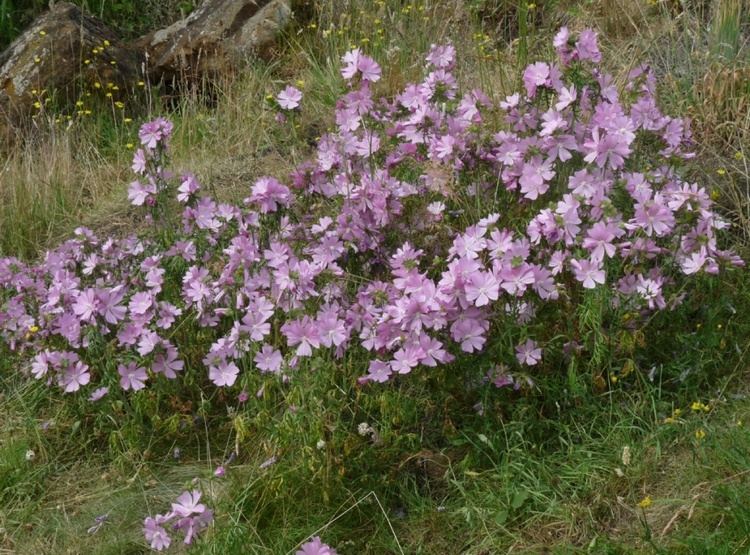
317,311,348,348
341,48,361,80
129,291,153,316
118,362,148,391
357,55,381,82
426,43,456,69
248,177,291,213
277,86,303,110
73,288,100,322
282,317,321,357
570,258,606,289
61,361,90,393
254,344,282,373
583,221,623,261
131,149,147,174
555,85,576,111
451,318,487,353
143,517,171,551
391,345,421,374
576,29,601,63
519,157,554,200
515,339,542,366
680,250,707,275
523,62,549,97
297,536,338,555
465,270,500,307
209,360,239,387
152,347,184,378
364,360,392,383
31,351,51,379
98,286,127,325
630,197,675,237
88,386,109,401
171,490,206,518
138,117,173,150
177,173,200,203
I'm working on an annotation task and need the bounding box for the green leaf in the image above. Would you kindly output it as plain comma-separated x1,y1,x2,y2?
511,490,529,510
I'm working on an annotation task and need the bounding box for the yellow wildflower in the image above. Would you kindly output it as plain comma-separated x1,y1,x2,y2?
716,168,726,175
695,428,706,440
637,496,652,509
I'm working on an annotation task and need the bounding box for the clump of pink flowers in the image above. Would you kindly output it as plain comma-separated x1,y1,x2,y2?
0,28,743,403
143,490,213,551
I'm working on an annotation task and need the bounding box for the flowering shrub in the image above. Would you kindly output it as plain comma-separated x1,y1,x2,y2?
0,28,743,404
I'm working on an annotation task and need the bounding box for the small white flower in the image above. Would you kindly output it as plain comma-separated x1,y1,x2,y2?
357,422,373,436
316,439,326,450
25,449,35,461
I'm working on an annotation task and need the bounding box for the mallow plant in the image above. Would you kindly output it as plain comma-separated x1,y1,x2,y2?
2,28,742,392
0,28,744,549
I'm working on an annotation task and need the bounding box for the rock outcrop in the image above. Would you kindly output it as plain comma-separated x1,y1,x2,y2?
0,0,291,133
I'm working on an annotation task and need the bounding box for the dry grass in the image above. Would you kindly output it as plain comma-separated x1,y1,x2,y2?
0,125,131,258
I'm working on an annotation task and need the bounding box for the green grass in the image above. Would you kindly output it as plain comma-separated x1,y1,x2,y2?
1,266,748,553
2,0,750,553
1,276,749,553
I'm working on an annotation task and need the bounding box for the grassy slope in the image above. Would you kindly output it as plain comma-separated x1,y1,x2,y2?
1,0,749,553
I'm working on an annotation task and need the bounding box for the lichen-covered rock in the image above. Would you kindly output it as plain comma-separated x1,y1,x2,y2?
0,0,291,137
133,0,291,83
0,2,139,127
